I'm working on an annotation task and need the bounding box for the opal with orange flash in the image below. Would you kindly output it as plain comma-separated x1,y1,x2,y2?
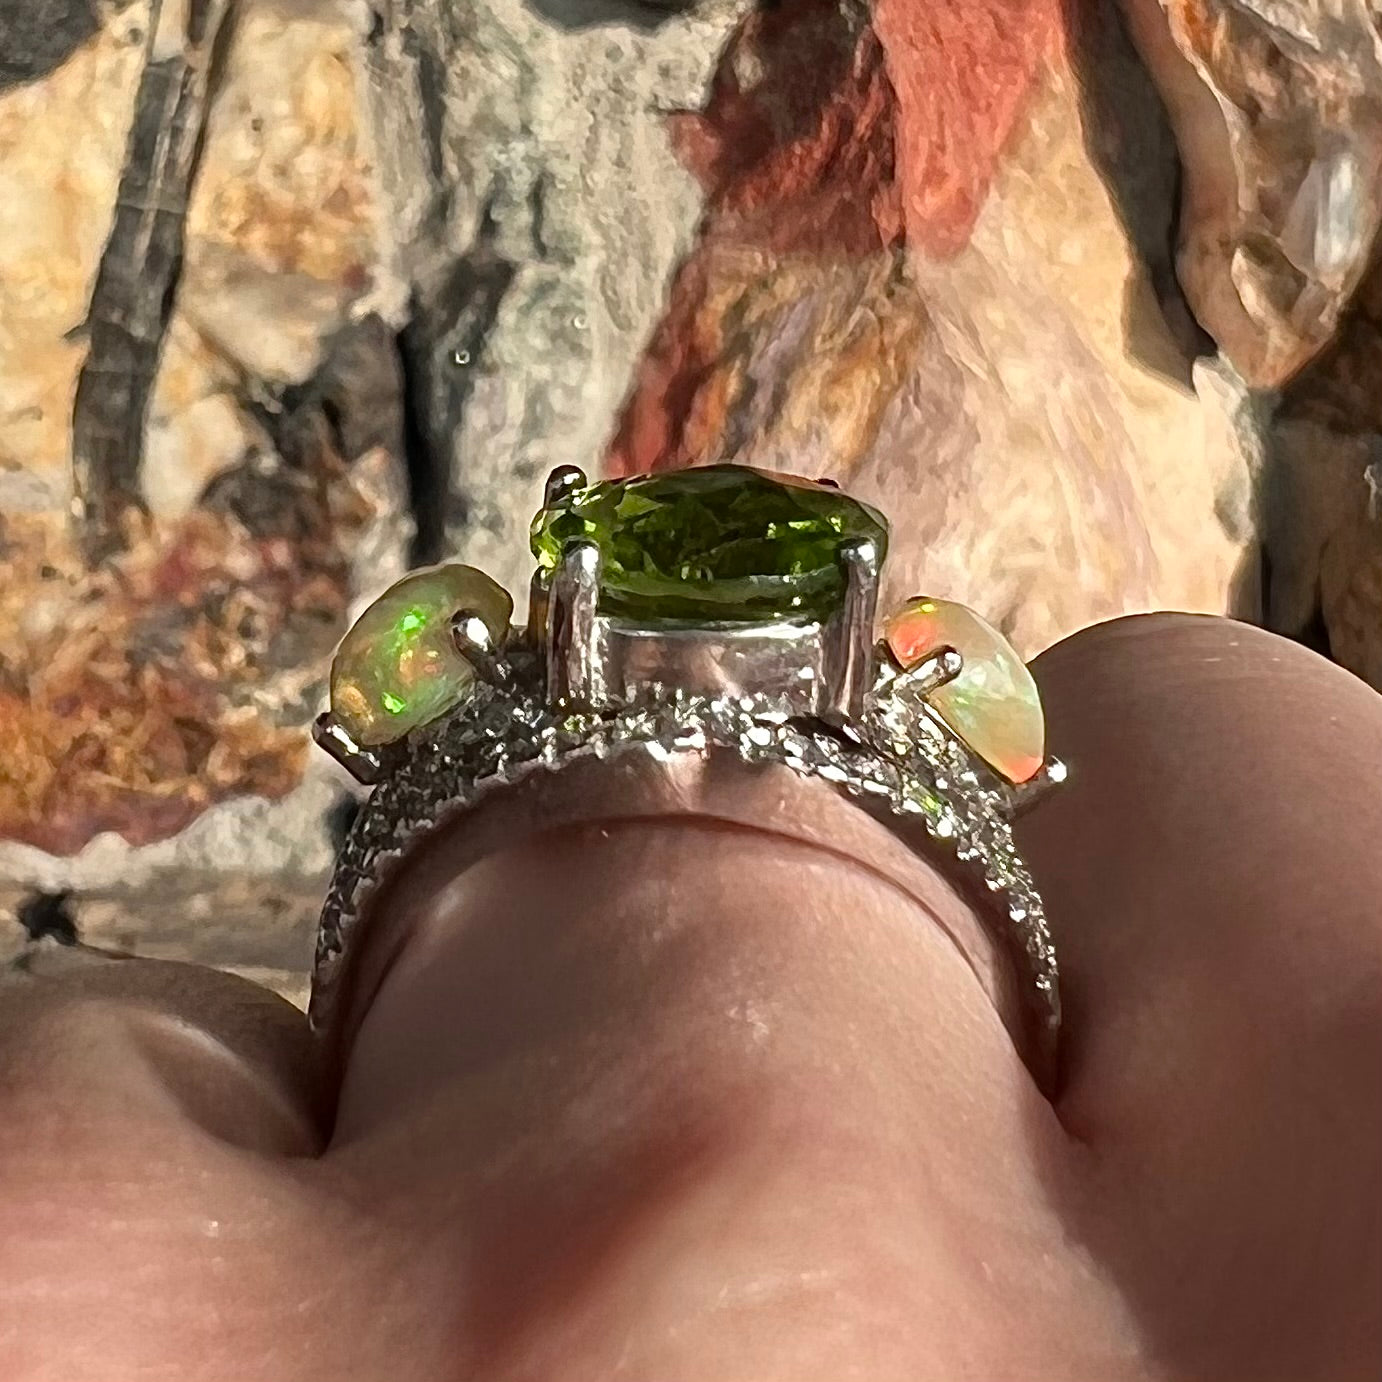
884,597,1044,784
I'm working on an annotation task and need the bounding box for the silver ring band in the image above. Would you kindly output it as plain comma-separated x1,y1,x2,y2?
312,643,1060,1086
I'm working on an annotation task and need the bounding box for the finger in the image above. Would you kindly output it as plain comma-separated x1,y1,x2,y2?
321,755,1136,1378
0,946,337,1380
1016,613,1382,1380
0,944,322,1156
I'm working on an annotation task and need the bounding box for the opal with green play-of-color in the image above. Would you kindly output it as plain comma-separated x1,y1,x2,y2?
329,564,513,747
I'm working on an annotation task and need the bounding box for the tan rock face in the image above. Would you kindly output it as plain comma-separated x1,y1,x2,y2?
1116,0,1382,683
179,3,380,385
0,6,147,497
896,59,1258,655
0,0,737,881
0,0,406,858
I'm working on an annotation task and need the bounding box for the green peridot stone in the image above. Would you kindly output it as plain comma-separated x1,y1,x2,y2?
530,465,889,622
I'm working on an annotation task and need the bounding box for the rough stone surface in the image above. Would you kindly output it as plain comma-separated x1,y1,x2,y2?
1261,417,1382,687
609,0,1259,656
0,0,107,92
1116,0,1382,681
0,0,740,985
0,879,317,1008
1123,0,1382,390
0,0,409,901
364,0,745,595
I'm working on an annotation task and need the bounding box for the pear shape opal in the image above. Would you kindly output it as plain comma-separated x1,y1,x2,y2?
884,597,1044,784
329,564,513,746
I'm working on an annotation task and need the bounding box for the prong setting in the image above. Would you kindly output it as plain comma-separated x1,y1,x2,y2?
527,567,550,645
312,712,384,785
825,537,881,719
887,645,963,701
543,464,587,508
1003,755,1067,817
450,608,508,684
546,540,603,707
881,595,1046,787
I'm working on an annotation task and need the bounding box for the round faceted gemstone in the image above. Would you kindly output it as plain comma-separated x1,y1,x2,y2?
885,597,1044,784
329,564,513,747
530,464,889,622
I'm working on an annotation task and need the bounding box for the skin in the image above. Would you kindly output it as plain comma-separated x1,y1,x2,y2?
0,613,1378,1381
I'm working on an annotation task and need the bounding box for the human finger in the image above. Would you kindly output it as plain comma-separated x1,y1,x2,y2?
1016,613,1382,1380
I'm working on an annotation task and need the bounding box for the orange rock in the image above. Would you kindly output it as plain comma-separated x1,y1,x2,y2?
873,0,1059,258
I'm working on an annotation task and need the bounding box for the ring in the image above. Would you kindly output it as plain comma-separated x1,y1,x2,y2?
311,464,1067,1088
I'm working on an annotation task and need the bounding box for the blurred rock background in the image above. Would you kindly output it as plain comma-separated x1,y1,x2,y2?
0,0,1377,1000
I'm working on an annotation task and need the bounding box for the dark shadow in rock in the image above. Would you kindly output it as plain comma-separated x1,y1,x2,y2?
400,18,448,185
221,315,405,547
400,211,517,566
1225,532,1266,628
1260,541,1332,656
1289,601,1334,658
0,0,101,92
1281,249,1382,434
1062,0,1212,388
17,891,79,946
70,0,238,564
273,315,407,470
524,0,696,32
201,454,325,544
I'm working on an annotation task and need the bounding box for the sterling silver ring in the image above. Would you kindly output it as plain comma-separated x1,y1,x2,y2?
311,464,1067,1088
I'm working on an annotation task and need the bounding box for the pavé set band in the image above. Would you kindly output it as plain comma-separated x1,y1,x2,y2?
311,465,1067,1086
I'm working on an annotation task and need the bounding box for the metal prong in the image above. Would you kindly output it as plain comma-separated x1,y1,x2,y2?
450,609,507,683
889,645,963,701
312,712,383,786
543,464,587,507
527,567,550,644
824,537,881,718
545,540,602,707
1004,755,1068,817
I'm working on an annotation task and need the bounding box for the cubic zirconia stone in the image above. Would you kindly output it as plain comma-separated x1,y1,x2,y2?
530,464,889,622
